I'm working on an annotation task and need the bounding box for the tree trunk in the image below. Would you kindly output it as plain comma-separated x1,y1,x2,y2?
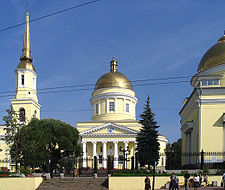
152,162,156,190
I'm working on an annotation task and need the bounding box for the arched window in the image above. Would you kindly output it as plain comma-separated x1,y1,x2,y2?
21,74,24,85
34,110,37,118
19,108,25,122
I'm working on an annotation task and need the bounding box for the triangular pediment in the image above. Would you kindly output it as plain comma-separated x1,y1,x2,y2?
80,123,138,136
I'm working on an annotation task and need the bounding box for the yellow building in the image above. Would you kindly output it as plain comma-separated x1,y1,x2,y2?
77,57,168,169
0,11,40,170
180,34,225,165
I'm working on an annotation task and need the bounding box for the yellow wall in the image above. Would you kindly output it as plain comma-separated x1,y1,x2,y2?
201,103,224,152
109,176,222,190
11,99,40,122
0,177,43,190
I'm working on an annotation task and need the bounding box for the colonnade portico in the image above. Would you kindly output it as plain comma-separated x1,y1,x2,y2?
81,139,136,169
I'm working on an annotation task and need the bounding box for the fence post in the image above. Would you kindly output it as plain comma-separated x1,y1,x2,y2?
93,156,98,178
108,157,111,174
200,150,204,170
135,152,138,170
131,156,134,170
94,156,97,173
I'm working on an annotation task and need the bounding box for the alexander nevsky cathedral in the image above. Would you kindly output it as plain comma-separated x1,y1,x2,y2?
0,11,168,170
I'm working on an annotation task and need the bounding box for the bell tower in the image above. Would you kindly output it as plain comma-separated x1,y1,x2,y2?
11,11,40,123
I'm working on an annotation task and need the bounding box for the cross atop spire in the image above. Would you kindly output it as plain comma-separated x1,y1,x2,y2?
21,11,31,59
110,56,118,72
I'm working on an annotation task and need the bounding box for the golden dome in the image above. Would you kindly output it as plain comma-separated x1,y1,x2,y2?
95,57,133,90
197,35,225,72
17,58,36,72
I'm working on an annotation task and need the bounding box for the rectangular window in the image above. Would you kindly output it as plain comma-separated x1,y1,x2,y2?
126,103,129,112
214,79,219,85
99,155,103,164
208,79,213,85
95,103,99,115
109,102,115,111
202,80,207,86
201,79,220,86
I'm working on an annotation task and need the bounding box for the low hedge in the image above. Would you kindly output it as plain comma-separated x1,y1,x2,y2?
111,170,187,177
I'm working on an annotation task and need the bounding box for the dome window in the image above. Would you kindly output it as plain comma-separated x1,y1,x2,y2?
95,103,99,115
109,102,115,111
200,79,219,86
126,103,130,113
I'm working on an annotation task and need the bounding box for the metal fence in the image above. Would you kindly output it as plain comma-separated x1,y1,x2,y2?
181,151,225,169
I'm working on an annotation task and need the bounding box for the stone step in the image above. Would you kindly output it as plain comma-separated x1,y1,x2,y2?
37,177,108,190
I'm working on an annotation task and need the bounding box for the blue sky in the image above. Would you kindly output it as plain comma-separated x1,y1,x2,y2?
0,0,225,143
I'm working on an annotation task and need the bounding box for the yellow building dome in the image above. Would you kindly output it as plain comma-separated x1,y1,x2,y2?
95,57,133,90
197,35,225,72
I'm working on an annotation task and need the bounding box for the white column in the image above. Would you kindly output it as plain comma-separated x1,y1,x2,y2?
123,98,126,113
115,97,117,113
94,102,96,116
124,141,128,169
93,141,97,158
82,142,87,167
98,100,101,115
106,98,109,113
113,141,118,169
23,71,26,87
6,149,10,170
102,141,107,168
18,72,21,87
92,141,97,168
134,103,136,117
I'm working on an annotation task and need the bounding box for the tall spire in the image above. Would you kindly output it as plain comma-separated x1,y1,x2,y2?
22,11,31,59
110,56,118,72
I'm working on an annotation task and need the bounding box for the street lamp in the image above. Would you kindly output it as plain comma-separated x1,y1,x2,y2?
120,146,130,169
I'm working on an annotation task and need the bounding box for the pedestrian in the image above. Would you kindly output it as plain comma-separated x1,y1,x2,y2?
169,173,175,190
222,173,225,189
203,174,208,186
193,174,200,190
184,171,190,190
145,176,151,190
174,176,179,190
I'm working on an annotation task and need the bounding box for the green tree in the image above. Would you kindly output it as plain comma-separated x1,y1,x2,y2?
165,138,182,169
14,118,81,173
136,95,160,168
3,106,24,171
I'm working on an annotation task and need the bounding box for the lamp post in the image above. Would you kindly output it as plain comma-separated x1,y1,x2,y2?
120,146,130,169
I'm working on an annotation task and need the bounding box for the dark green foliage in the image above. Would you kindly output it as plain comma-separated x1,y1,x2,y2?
14,118,81,171
165,138,182,169
136,95,160,167
3,106,24,171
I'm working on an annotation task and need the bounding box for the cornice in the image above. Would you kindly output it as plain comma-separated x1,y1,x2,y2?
10,98,41,108
16,68,37,75
81,133,137,138
80,122,138,135
180,121,193,134
90,92,138,104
